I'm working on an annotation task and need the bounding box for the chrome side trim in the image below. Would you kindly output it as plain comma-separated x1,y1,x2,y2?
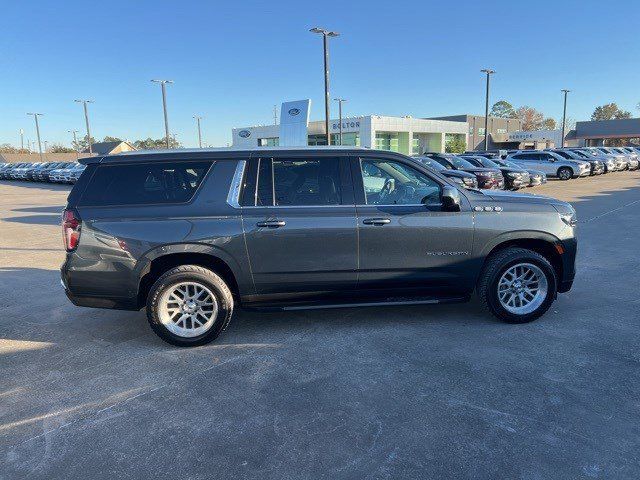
226,160,246,208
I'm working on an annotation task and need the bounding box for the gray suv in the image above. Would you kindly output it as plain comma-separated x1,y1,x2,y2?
61,148,577,346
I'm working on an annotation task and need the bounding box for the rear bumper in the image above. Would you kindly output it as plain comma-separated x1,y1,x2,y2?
61,277,139,310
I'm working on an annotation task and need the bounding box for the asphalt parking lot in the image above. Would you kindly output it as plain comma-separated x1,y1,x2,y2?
2,174,640,479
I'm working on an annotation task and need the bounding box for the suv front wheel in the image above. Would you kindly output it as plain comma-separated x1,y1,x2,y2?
477,248,557,323
557,167,573,180
146,265,234,346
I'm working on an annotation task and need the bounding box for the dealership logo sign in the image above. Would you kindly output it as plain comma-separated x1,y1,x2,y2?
332,121,360,130
238,130,251,138
288,108,300,116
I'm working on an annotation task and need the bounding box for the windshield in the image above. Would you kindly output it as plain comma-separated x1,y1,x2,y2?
414,157,445,171
570,150,589,158
475,157,500,168
447,156,475,169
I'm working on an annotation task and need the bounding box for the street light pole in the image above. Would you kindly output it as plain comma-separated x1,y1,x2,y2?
151,79,173,148
19,129,24,151
480,69,495,151
333,98,347,145
68,129,79,159
27,113,44,161
74,99,94,154
561,89,571,148
193,116,203,148
310,27,339,146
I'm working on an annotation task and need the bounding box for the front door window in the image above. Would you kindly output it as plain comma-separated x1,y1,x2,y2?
360,158,441,206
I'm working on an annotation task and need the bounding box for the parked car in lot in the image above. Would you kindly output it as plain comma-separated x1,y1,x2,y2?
61,147,577,346
546,149,605,175
8,162,35,180
567,148,616,173
505,150,591,180
50,163,80,183
491,158,547,186
423,153,505,189
576,147,626,171
461,154,530,190
606,147,640,170
65,163,86,183
413,156,479,189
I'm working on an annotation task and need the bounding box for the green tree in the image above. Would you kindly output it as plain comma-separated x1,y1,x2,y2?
49,143,75,153
542,118,557,130
490,100,517,118
133,137,181,150
103,136,123,142
445,135,466,154
591,103,631,121
72,135,97,152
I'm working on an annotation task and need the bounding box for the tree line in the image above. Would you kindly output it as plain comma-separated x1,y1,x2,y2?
0,135,182,154
489,100,633,131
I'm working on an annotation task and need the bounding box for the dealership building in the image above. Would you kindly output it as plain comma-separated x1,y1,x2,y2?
233,101,468,154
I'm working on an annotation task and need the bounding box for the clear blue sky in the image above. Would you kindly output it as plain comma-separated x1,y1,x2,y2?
2,0,639,148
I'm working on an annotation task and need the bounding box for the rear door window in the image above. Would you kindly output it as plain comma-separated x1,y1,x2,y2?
79,161,213,206
253,157,344,206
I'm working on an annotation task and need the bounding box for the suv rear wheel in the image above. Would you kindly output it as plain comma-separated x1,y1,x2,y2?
146,265,234,346
477,247,557,323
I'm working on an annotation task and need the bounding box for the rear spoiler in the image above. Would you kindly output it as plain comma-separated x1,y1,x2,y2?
78,156,105,165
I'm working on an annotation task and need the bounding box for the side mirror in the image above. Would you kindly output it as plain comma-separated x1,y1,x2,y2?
441,186,461,212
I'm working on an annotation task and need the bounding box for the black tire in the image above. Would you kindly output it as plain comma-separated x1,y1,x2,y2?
146,265,234,347
477,247,557,324
557,167,573,180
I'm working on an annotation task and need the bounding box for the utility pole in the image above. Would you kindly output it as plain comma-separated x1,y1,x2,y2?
273,105,278,125
44,141,49,153
19,129,24,151
333,98,347,145
561,89,571,148
151,79,173,148
69,129,79,159
27,113,44,161
310,27,339,145
480,69,495,151
193,116,203,148
74,99,94,154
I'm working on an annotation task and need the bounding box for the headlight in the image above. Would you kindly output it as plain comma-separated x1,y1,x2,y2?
552,203,577,227
462,177,476,186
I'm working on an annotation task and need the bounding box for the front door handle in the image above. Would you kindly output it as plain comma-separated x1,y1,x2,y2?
362,217,391,226
256,220,286,228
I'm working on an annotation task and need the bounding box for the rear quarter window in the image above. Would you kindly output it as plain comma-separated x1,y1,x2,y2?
78,161,213,206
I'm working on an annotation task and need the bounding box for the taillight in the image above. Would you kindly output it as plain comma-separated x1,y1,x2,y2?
62,209,81,252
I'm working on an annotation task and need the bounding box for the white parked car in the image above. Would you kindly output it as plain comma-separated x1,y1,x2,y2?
505,151,591,180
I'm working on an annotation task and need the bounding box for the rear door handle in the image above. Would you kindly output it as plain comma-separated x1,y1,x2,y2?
362,217,391,226
256,220,286,228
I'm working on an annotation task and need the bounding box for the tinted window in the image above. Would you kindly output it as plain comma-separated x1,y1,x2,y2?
255,157,343,206
360,159,441,206
79,161,213,206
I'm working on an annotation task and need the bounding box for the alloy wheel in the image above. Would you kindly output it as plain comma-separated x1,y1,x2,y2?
158,282,219,338
497,263,548,315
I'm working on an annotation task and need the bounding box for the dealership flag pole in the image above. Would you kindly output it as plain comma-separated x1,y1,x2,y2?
480,69,495,151
561,89,570,148
310,28,339,146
